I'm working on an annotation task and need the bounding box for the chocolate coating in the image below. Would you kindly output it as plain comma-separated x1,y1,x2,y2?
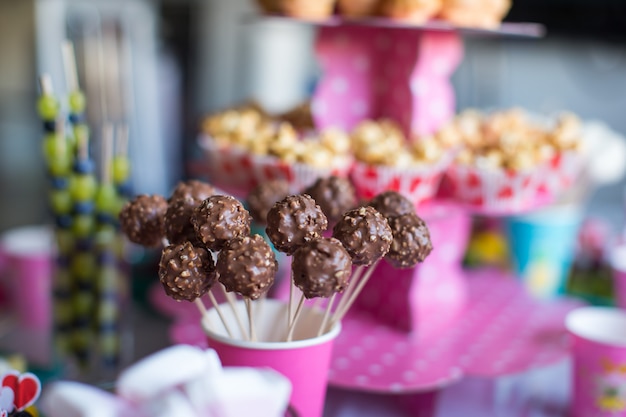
368,191,415,218
217,234,277,299
265,194,328,255
246,180,290,224
169,180,216,203
292,237,352,299
385,213,433,268
192,195,251,251
159,242,216,301
164,197,203,245
304,176,357,223
332,206,393,266
119,194,167,247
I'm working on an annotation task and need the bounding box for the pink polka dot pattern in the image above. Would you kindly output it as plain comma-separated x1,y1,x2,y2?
326,268,580,392
170,268,581,393
313,27,463,136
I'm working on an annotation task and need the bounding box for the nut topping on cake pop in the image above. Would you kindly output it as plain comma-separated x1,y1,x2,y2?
217,234,277,300
385,212,433,268
265,194,328,255
164,196,203,246
304,176,357,224
246,179,290,225
292,237,352,299
192,195,251,251
332,206,393,266
169,179,216,203
159,242,216,302
119,194,168,247
369,190,415,218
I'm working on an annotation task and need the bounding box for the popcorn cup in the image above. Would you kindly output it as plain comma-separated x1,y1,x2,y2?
504,205,582,299
610,244,626,310
447,163,544,215
536,150,585,201
202,299,341,417
566,307,626,417
198,135,259,198
350,158,450,207
199,134,352,199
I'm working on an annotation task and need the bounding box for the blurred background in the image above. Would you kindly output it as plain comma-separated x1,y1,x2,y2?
1,0,626,232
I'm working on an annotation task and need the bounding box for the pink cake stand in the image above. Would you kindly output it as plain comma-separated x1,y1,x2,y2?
246,16,542,137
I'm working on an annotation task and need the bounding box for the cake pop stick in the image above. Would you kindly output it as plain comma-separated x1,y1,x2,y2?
191,194,252,337
265,194,328,336
329,260,380,329
317,293,336,337
329,206,393,328
193,298,212,327
288,276,295,328
289,237,352,340
244,298,257,342
206,291,233,338
330,265,364,323
219,284,247,340
286,294,305,342
217,234,278,341
158,241,231,337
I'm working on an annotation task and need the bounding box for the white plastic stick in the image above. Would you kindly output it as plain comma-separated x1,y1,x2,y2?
331,265,364,325
317,293,336,337
245,298,257,342
330,261,380,328
193,298,211,327
207,291,233,338
286,294,306,342
220,284,247,340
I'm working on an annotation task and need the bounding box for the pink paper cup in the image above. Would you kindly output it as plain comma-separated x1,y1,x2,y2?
202,299,341,417
0,226,54,329
610,245,626,310
566,307,626,417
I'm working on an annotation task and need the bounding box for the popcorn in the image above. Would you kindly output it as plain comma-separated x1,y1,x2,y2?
350,119,449,168
201,107,351,170
445,108,583,172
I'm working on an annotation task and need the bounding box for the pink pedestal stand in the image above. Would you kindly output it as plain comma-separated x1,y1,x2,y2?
313,26,462,136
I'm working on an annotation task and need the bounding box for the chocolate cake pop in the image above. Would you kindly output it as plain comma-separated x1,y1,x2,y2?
192,195,251,251
159,241,216,302
292,237,352,299
265,194,328,255
119,194,167,247
164,196,203,245
246,179,290,224
368,190,415,218
169,179,216,202
217,234,278,300
304,176,357,223
332,206,393,265
385,212,433,268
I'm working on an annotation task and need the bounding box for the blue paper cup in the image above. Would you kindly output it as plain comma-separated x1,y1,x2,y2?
504,205,583,299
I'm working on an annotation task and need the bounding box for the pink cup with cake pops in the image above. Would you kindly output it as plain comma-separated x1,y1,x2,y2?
202,300,341,417
202,194,350,417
